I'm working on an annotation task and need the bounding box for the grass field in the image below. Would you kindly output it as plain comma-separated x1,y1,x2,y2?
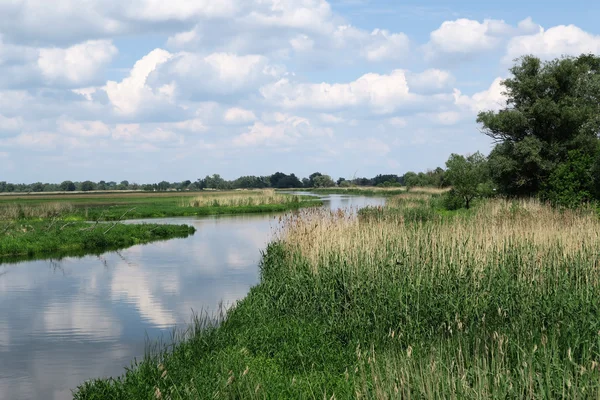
0,190,322,221
74,193,600,399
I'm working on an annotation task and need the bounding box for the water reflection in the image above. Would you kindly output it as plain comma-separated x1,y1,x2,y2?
0,195,385,400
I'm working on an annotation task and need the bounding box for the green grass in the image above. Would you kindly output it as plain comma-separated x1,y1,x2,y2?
74,196,600,399
0,221,195,262
0,191,322,221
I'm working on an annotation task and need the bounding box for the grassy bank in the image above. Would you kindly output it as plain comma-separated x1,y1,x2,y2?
0,190,322,221
74,195,600,398
0,221,195,261
299,186,449,197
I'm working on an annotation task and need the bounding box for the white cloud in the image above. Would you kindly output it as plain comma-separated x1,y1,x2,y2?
425,17,540,59
505,25,600,62
105,48,174,115
153,52,284,99
37,40,117,86
260,70,414,113
406,69,455,93
454,77,507,113
233,115,332,147
224,107,257,124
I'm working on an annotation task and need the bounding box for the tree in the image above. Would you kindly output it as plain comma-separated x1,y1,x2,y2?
478,54,600,198
445,152,489,209
81,181,96,192
312,175,335,188
403,172,419,190
157,181,170,191
308,172,323,187
119,180,130,190
60,180,76,191
270,172,302,189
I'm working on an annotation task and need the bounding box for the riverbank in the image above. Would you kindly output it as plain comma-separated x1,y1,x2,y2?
0,190,322,221
75,194,600,398
290,186,448,197
0,221,195,261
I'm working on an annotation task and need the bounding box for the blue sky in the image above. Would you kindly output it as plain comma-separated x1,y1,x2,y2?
0,0,599,183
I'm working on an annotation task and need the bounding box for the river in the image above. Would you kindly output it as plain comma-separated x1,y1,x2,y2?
0,194,385,400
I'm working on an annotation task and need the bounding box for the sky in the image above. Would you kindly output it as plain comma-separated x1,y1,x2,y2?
1,0,599,183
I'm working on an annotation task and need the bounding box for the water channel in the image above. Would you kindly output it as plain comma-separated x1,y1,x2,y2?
0,194,385,400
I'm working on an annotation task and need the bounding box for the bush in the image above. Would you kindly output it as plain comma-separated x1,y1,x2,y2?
441,189,464,210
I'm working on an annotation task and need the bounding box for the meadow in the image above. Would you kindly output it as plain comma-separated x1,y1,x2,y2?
74,192,600,399
0,190,322,221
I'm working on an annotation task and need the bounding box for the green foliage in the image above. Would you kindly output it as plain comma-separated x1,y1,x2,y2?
542,150,595,208
0,221,195,261
479,54,600,201
80,181,96,192
60,180,76,191
312,174,335,188
444,152,490,209
441,188,465,210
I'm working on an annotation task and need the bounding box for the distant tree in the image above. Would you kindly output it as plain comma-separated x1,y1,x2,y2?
308,172,323,187
312,175,335,188
0,181,6,192
336,177,346,186
372,174,401,186
157,181,170,191
444,152,489,209
271,172,302,188
119,180,130,190
60,180,76,191
142,184,154,191
96,181,107,191
5,183,15,192
81,181,96,192
403,172,419,190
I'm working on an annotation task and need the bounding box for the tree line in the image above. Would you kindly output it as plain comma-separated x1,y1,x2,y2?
0,169,449,193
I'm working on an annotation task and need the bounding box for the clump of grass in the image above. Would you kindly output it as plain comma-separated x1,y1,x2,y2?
186,189,301,208
74,195,600,398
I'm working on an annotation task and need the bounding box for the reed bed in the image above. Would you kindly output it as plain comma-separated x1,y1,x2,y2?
0,202,74,220
186,189,301,207
75,195,600,399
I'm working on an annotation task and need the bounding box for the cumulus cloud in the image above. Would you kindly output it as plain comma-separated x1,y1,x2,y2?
406,69,455,94
104,49,174,116
505,25,600,62
260,70,415,114
233,115,332,147
425,17,540,60
38,40,117,86
454,77,507,113
152,52,285,100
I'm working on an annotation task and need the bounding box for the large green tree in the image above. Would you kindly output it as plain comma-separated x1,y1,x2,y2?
478,54,600,199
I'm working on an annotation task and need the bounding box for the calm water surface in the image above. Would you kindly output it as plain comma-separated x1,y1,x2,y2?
0,194,385,400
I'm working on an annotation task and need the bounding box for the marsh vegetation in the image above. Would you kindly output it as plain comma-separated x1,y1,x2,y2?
74,192,600,398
